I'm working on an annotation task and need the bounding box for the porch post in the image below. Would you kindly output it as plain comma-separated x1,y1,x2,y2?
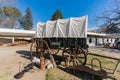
12,37,15,44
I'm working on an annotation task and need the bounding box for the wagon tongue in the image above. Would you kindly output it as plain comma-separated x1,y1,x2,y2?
14,63,34,79
14,71,25,79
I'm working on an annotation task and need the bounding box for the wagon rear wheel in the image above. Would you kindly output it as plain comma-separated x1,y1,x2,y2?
62,44,87,66
75,45,87,65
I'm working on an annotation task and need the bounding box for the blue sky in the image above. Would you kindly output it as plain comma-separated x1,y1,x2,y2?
12,0,113,29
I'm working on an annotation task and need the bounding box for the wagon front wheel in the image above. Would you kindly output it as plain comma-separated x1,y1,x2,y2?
30,39,50,60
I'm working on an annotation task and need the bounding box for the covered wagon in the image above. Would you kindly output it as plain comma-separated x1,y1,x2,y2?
30,15,88,65
35,15,88,48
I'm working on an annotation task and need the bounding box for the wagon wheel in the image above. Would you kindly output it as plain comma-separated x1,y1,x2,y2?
75,45,87,65
30,38,50,60
62,44,87,66
30,39,37,59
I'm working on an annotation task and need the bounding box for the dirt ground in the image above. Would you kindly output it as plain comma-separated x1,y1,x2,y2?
0,45,120,80
0,44,46,80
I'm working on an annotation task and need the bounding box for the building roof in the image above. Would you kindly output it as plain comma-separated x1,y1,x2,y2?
0,28,119,38
87,32,120,38
0,28,35,37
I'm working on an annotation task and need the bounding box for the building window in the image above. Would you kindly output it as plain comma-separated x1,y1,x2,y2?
107,38,109,42
89,38,92,43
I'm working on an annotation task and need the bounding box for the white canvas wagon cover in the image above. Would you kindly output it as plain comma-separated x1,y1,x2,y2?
35,16,88,38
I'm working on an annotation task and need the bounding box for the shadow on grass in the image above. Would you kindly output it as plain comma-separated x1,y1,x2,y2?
58,66,117,80
57,66,103,80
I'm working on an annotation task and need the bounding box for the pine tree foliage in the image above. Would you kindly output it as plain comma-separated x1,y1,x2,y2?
22,7,33,30
51,9,63,20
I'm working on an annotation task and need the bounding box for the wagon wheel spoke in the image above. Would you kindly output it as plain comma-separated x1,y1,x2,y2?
30,39,50,60
77,57,85,58
76,48,87,65
64,44,87,65
62,44,87,67
76,54,86,64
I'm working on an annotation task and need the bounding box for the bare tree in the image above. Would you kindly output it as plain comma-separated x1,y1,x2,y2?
1,18,15,28
0,0,16,5
95,0,120,34
0,0,22,29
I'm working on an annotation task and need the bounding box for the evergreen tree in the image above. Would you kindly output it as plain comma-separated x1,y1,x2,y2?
22,7,33,30
51,9,63,20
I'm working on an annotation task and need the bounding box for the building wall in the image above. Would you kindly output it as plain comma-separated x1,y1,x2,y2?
87,38,95,46
87,37,115,47
0,38,12,44
0,37,31,45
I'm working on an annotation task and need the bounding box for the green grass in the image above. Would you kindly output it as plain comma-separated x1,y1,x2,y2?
46,69,66,80
46,69,56,80
86,55,118,71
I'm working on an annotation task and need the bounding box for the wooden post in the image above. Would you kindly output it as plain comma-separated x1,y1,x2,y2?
65,55,70,68
113,59,120,74
50,55,56,68
102,38,104,44
12,37,15,44
40,53,45,70
40,56,45,70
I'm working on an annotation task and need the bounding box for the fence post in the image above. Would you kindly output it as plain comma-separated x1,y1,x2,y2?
113,59,120,74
